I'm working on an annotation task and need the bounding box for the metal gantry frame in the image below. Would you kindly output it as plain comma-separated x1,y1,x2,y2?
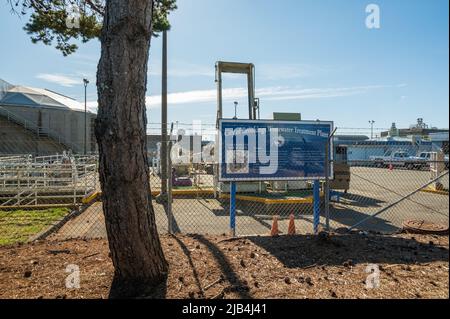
215,61,260,237
215,61,258,127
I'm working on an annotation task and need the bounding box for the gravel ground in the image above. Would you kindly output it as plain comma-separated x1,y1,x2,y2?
0,232,448,299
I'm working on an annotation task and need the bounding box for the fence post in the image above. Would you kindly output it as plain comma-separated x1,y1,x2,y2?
324,127,336,232
167,149,173,234
165,123,175,234
324,139,330,231
230,181,236,237
313,179,320,234
72,161,78,205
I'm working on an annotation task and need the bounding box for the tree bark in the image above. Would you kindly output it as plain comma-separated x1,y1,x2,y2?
95,0,168,298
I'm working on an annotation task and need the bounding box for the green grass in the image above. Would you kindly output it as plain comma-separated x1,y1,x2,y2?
0,208,69,246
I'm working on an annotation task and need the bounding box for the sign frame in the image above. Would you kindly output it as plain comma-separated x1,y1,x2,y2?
218,119,334,182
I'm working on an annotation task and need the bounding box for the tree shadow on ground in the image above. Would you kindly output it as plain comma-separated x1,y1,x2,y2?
247,233,449,269
328,204,399,233
209,199,400,234
167,195,440,237
109,272,168,299
339,193,386,208
170,234,207,298
191,234,253,299
164,205,181,233
211,206,273,234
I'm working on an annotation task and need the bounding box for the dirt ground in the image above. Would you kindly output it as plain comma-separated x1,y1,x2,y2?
0,232,448,299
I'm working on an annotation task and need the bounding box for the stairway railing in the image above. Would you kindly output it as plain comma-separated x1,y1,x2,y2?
0,105,79,152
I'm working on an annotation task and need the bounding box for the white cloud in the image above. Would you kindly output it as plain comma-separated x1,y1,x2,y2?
145,84,400,108
36,73,81,87
147,62,329,80
260,85,391,101
146,87,246,108
86,84,405,113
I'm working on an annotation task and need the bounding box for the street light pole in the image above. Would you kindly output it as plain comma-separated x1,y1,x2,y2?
369,120,375,140
161,30,168,197
83,78,89,154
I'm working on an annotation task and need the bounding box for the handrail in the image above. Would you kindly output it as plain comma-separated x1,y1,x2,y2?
0,105,80,152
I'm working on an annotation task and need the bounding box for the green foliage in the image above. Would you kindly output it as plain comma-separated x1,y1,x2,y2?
8,0,177,56
153,0,177,37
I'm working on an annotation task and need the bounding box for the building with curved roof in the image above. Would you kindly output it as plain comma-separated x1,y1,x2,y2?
0,79,96,155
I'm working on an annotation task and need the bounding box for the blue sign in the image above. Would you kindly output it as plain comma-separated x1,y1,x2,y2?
218,119,333,182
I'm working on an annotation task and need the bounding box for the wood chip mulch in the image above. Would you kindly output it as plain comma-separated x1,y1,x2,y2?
0,232,448,299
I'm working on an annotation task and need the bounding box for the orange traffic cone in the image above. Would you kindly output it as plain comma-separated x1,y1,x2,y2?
288,214,296,235
270,215,279,237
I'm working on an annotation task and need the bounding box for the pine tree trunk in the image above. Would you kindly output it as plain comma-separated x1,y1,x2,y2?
95,0,168,298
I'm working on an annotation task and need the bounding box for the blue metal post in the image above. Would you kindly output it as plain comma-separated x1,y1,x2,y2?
230,182,236,237
313,180,320,234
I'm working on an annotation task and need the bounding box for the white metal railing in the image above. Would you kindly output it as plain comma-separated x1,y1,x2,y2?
0,154,33,164
33,154,98,165
0,160,97,207
34,154,65,164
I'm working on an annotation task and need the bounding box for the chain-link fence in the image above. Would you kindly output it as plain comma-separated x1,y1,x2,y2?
329,160,449,232
0,153,98,244
0,122,449,245
0,154,448,245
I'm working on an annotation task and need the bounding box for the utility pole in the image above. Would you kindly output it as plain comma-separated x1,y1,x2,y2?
83,78,89,154
369,120,375,140
160,30,168,197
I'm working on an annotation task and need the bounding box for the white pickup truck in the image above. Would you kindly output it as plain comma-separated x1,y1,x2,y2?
369,151,410,168
408,152,450,170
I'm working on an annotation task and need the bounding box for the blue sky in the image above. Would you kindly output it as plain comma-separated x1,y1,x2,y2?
0,0,448,137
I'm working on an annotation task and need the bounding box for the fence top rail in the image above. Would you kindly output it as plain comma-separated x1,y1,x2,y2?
0,165,98,177
34,155,98,163
333,159,449,164
0,162,97,169
0,155,32,162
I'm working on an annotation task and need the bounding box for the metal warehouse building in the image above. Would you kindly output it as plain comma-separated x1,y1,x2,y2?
0,79,96,155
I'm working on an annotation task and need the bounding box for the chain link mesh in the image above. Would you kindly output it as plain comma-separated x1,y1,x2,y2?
0,131,448,245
